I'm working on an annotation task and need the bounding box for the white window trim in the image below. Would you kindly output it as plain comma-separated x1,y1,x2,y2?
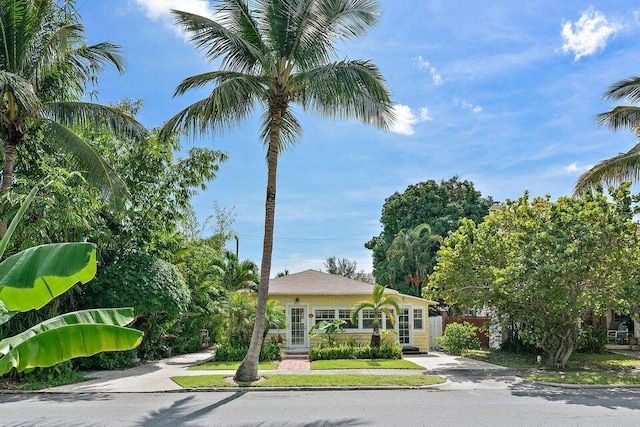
413,307,425,331
312,307,359,331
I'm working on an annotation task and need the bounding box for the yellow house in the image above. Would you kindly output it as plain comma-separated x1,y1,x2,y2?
267,269,433,352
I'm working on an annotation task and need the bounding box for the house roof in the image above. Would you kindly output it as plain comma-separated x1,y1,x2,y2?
269,270,436,305
269,269,394,295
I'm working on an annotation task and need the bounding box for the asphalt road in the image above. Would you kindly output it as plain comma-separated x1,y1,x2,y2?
2,386,640,427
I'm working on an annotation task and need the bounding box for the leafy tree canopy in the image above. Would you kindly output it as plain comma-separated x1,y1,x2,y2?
5,99,228,262
430,184,640,368
366,177,491,294
323,256,372,283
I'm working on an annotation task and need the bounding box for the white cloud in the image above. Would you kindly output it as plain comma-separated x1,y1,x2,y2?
389,104,432,136
453,98,483,113
419,107,433,122
133,0,214,34
415,56,430,71
414,56,443,86
561,8,622,61
564,162,593,174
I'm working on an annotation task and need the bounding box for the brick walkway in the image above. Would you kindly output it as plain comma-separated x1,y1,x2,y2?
278,358,311,371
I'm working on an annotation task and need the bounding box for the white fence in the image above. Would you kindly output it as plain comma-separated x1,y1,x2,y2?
429,316,443,350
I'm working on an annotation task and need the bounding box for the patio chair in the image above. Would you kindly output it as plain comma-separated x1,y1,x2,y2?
607,321,621,342
615,324,629,345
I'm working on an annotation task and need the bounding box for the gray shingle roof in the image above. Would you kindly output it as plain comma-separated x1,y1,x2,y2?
269,269,400,295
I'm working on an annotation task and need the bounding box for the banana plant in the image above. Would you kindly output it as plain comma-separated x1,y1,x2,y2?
0,187,143,376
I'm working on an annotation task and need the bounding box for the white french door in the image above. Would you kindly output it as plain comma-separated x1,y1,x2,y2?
288,305,308,348
398,308,412,345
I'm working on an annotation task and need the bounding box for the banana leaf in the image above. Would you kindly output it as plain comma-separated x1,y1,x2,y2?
0,308,144,376
0,242,96,312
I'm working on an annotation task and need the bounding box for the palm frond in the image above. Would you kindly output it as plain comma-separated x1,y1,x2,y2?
295,59,393,129
0,71,40,115
379,307,396,326
270,0,381,69
350,301,374,324
159,75,262,141
573,143,640,196
259,106,302,151
173,70,266,96
216,0,266,56
59,41,125,95
380,296,401,313
171,9,265,72
604,76,640,102
40,101,147,140
42,120,130,206
317,0,381,40
0,0,44,73
596,106,640,136
25,22,85,94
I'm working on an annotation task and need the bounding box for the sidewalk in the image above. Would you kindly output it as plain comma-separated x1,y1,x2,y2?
43,350,512,393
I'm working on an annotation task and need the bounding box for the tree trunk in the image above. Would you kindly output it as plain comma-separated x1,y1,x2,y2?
234,107,282,383
0,137,19,236
370,323,381,348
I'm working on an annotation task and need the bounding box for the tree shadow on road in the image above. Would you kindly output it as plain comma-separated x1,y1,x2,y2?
510,380,640,410
136,391,366,427
137,392,246,426
0,392,115,403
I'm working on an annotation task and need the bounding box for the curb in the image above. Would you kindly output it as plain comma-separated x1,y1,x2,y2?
0,380,450,394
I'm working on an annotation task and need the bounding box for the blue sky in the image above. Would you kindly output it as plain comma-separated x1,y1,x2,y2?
78,1,640,276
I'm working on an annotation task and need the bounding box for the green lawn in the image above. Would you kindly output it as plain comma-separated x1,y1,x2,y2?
311,359,423,370
462,349,539,369
462,349,640,385
0,371,90,391
462,349,640,371
522,371,640,385
172,374,445,388
188,361,279,371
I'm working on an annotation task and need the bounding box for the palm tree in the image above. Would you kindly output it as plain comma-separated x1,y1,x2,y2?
386,223,442,296
0,0,147,231
212,249,259,293
263,299,286,340
574,76,640,195
160,0,393,382
350,283,401,348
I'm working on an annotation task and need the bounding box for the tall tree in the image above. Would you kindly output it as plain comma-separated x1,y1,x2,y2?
323,256,372,283
212,250,259,293
0,0,146,233
430,185,640,367
366,177,491,293
385,223,442,296
160,0,393,382
575,76,640,194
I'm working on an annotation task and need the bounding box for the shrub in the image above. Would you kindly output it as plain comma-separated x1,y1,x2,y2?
74,350,138,370
437,322,481,355
308,341,402,361
577,326,608,354
80,252,191,360
213,342,282,362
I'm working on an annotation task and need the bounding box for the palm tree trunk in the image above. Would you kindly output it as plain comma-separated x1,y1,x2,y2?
370,320,381,348
0,138,19,236
234,108,281,383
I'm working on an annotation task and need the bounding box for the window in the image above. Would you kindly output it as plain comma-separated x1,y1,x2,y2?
339,309,357,329
362,309,376,329
413,308,424,330
314,309,335,325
